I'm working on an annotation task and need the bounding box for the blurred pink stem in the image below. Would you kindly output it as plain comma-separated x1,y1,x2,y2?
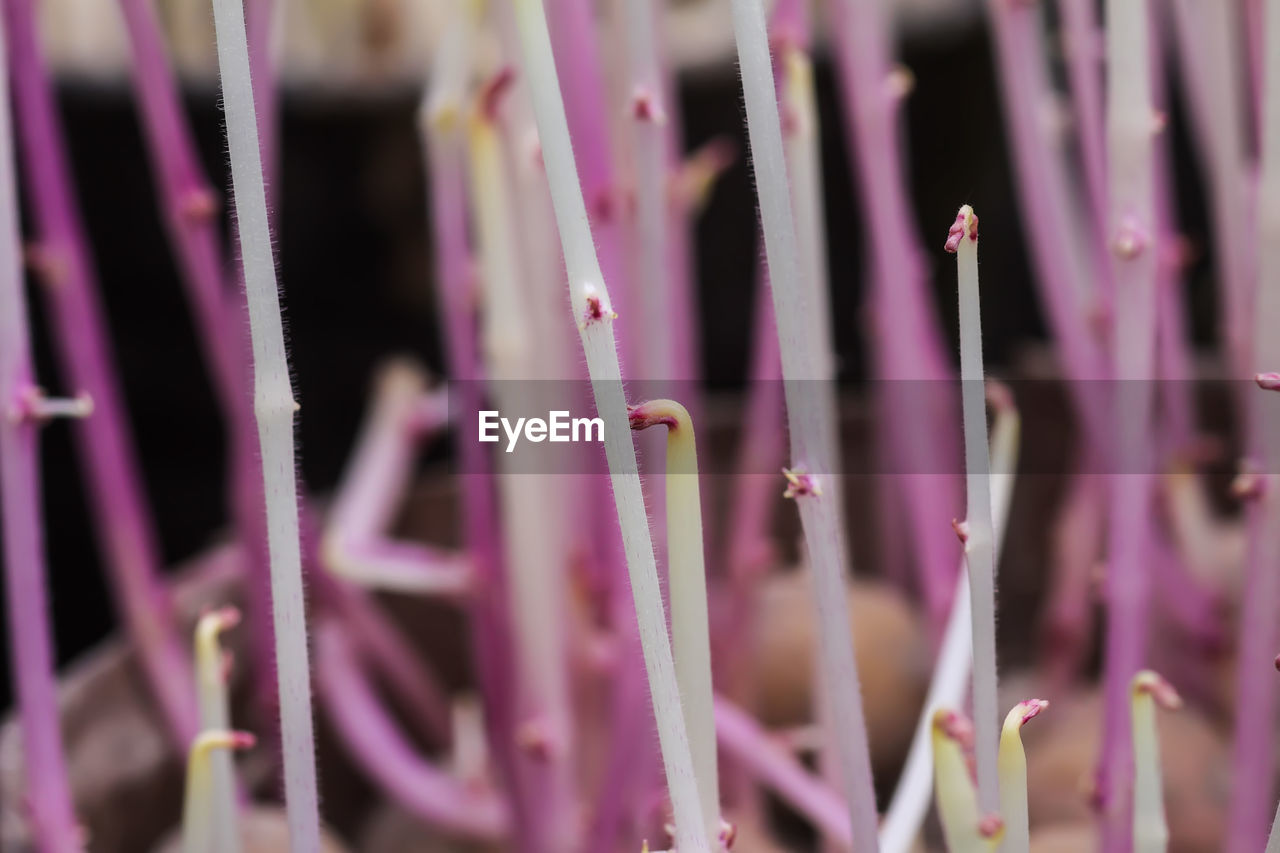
0,15,80,847
422,114,522,827
828,0,963,632
714,696,851,846
315,622,511,842
112,0,282,742
983,0,1111,432
2,0,199,747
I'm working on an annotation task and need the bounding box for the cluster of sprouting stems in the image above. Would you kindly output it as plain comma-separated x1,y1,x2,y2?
2,0,1280,850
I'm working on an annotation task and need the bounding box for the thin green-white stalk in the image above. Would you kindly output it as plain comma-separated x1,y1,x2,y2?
997,699,1048,852
509,2,707,849
727,1,878,847
1131,671,1180,853
932,710,1005,853
208,0,318,847
194,608,241,853
946,205,999,812
182,730,255,853
630,400,722,848
880,386,1020,853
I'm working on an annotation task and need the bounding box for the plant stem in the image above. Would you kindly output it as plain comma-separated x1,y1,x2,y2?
194,607,241,853
714,696,851,846
620,0,674,383
209,0,319,847
1232,0,1280,845
998,699,1049,852
946,206,999,814
879,382,1020,853
1131,672,1179,853
1100,0,1159,847
0,14,80,849
322,365,469,595
630,400,721,846
727,1,878,847
1165,0,1253,381
2,0,200,749
314,623,512,842
931,710,1004,853
542,0,636,368
1058,0,1109,236
467,70,579,850
982,0,1110,437
182,730,256,853
510,1,708,848
113,0,280,714
419,12,521,823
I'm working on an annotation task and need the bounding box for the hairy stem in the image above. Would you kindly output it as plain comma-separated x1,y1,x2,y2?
879,384,1020,853
209,0,319,846
510,1,708,847
728,0,879,847
947,206,999,813
931,710,1004,853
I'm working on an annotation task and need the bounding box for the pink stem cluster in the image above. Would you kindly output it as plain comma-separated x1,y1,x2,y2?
2,0,199,748
0,13,80,848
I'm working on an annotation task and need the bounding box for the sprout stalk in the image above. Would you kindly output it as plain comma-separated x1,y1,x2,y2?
630,400,721,846
2,0,199,748
1131,672,1180,853
946,205,999,813
509,1,708,847
193,608,242,853
931,710,1004,853
0,13,81,847
880,383,1020,853
727,0,878,847
1099,0,1159,845
209,0,319,845
998,699,1049,851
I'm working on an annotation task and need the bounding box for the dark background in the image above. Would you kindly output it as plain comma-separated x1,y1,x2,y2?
0,15,1217,711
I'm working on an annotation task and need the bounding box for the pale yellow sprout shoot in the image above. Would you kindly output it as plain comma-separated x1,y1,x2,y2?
997,699,1048,851
182,730,255,853
193,608,240,853
630,399,722,848
931,709,1004,853
1131,671,1181,853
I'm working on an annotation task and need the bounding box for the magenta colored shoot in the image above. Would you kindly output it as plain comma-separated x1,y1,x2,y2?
0,12,81,850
